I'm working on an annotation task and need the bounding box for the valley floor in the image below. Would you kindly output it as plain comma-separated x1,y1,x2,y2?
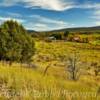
0,41,100,100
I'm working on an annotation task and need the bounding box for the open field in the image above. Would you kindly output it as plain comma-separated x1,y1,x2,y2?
0,40,100,100
1,1,100,99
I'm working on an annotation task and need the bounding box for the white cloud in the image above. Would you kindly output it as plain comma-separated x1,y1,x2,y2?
0,0,71,11
7,12,22,18
0,0,17,6
77,3,100,9
0,0,75,11
24,0,75,11
1,0,100,11
32,23,50,31
0,13,75,31
24,22,50,31
94,21,100,25
0,16,25,23
90,9,100,25
29,15,68,25
25,15,74,31
91,10,100,19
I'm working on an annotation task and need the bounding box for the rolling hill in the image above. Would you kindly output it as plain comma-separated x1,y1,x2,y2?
28,26,100,33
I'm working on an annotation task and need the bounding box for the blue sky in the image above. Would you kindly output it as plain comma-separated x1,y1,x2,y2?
0,0,100,31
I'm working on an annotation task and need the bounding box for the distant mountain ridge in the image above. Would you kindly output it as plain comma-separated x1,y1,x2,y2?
28,26,100,33
43,26,100,33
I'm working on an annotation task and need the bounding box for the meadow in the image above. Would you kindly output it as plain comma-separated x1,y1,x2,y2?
0,40,100,100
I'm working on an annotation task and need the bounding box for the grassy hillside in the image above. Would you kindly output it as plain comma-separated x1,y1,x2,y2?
0,40,100,100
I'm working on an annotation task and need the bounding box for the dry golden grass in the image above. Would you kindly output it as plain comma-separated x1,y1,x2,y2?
0,40,100,100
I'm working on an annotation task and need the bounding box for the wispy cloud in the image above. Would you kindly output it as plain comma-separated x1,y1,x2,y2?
91,10,100,20
77,3,100,9
29,15,68,25
0,16,25,23
1,0,100,30
90,8,100,26
0,12,74,31
31,23,50,31
1,0,100,11
25,15,74,31
94,22,100,26
7,12,22,18
0,0,75,11
0,0,17,7
24,0,75,11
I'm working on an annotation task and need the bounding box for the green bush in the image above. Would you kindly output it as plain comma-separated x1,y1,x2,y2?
0,20,35,63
